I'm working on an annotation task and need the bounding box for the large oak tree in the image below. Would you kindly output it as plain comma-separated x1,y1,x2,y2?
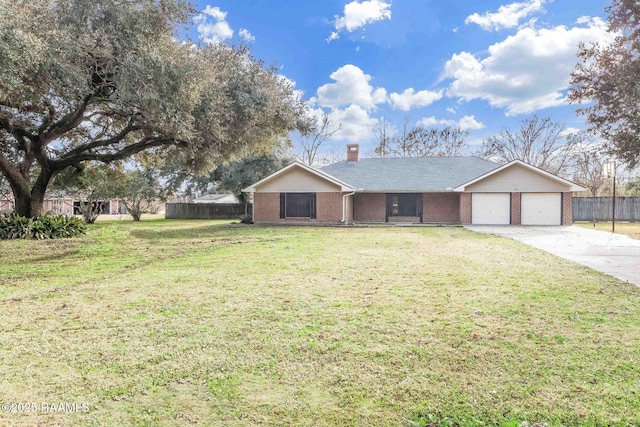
568,0,640,166
0,0,306,217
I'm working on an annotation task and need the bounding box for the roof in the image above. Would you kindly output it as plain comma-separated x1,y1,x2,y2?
321,156,500,192
242,161,355,193
194,194,235,201
453,160,586,192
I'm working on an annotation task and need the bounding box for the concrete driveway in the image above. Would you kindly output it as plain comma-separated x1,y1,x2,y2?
465,225,640,286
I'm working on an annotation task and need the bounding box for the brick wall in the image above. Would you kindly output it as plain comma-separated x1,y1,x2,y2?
460,193,472,224
511,192,521,225
423,193,460,223
316,192,343,222
354,193,386,222
562,192,573,225
253,193,280,222
253,192,344,223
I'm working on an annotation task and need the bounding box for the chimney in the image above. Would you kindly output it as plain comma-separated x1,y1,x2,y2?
347,144,360,162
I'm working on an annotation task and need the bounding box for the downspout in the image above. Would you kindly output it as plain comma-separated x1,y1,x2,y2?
251,192,255,223
342,191,356,223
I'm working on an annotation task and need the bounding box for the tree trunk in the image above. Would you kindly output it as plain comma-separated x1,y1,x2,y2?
13,189,32,217
10,171,52,218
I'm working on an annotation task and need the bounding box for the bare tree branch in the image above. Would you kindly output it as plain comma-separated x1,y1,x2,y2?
480,114,574,175
374,116,469,158
300,113,342,165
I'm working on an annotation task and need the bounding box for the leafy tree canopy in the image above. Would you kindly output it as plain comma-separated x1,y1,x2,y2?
0,0,307,217
212,154,292,206
114,169,168,221
569,0,640,166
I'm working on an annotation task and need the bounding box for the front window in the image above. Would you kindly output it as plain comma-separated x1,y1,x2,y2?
280,193,316,218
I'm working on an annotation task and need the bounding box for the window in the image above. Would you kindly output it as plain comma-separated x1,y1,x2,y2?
280,193,316,219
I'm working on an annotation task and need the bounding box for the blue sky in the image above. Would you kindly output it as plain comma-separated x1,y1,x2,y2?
187,0,613,161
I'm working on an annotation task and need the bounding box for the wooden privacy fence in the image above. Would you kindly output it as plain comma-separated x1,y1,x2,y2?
166,203,252,219
573,197,640,222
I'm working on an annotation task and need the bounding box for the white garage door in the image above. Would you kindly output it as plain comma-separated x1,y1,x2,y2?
521,193,561,225
472,193,510,225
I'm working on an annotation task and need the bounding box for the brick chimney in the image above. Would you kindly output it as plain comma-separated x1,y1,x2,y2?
347,144,360,162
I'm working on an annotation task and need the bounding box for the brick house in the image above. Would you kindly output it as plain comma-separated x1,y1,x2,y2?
243,144,585,225
0,197,128,216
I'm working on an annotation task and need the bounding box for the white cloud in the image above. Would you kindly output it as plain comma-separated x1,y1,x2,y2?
418,115,485,130
195,5,234,44
465,0,547,31
329,0,391,41
419,117,451,127
328,105,379,142
444,17,614,115
458,115,486,130
202,5,226,21
239,28,255,42
327,32,340,43
446,107,457,114
389,88,444,111
560,127,581,137
305,103,378,143
316,64,387,110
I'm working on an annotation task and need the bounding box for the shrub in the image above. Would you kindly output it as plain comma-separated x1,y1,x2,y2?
0,213,87,240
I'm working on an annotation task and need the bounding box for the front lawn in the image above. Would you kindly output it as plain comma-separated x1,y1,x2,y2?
1,220,639,426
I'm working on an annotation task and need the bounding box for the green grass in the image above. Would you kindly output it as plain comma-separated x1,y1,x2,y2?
1,220,639,426
575,221,640,240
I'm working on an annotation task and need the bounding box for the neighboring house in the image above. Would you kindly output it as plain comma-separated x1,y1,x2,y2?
192,194,240,204
243,144,585,225
72,199,129,215
0,197,128,216
0,199,14,213
45,198,75,216
0,197,76,215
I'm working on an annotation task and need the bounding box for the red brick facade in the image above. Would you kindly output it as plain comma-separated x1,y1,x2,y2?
253,193,281,222
353,193,386,222
460,193,472,224
255,190,576,225
253,192,345,223
316,193,344,222
562,192,573,225
423,193,460,223
511,192,521,225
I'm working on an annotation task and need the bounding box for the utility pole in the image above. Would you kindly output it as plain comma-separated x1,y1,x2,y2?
605,161,616,232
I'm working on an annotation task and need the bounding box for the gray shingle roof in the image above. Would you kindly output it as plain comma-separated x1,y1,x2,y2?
321,156,500,192
194,194,233,201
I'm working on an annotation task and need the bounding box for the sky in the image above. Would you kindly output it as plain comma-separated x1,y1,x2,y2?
186,0,614,161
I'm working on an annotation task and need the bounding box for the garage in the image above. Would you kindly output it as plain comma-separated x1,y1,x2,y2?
521,193,561,225
472,193,510,225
